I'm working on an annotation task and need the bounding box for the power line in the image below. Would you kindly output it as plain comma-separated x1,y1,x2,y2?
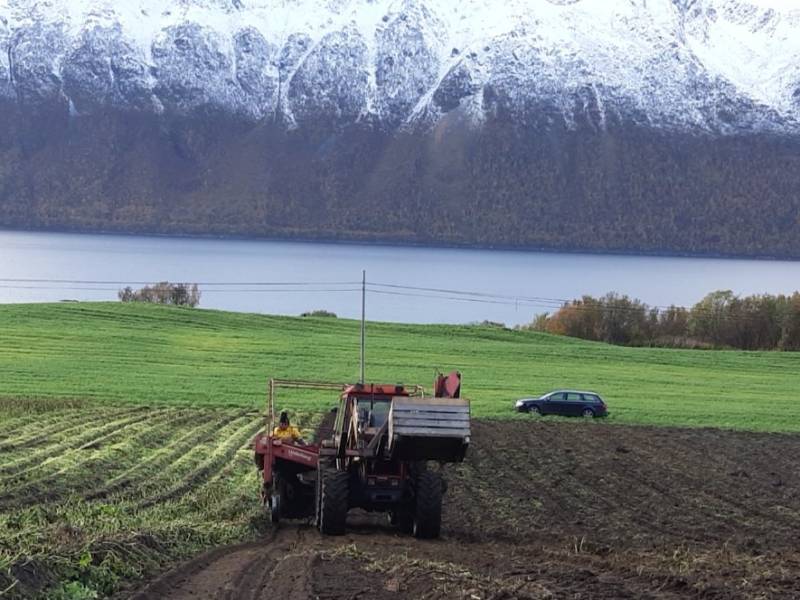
201,288,361,294
368,288,535,307
0,284,360,294
366,287,757,325
0,285,133,292
0,278,360,286
367,281,792,323
367,281,687,312
368,281,710,314
368,281,567,305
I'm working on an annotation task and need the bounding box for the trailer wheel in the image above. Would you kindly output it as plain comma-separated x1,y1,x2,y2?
270,494,281,523
413,471,443,539
270,475,286,523
319,468,349,535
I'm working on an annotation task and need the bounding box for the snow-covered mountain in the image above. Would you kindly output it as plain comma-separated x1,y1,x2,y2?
1,0,799,134
2,0,800,259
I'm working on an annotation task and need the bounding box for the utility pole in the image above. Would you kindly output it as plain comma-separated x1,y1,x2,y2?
360,269,366,384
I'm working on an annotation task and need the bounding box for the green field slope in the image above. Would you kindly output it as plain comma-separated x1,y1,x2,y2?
1,302,798,431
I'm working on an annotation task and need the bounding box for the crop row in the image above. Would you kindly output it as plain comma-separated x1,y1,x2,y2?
0,405,321,598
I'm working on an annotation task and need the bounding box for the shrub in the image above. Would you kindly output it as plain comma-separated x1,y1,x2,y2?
300,310,337,318
118,282,200,307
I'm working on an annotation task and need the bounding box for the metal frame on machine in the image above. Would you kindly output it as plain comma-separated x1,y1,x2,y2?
266,378,349,435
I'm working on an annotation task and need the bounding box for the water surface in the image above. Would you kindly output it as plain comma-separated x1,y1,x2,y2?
2,230,799,325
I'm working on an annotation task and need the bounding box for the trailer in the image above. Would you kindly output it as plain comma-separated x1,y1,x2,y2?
253,371,470,537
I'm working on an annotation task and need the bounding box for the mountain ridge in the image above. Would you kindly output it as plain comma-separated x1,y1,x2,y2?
1,0,799,133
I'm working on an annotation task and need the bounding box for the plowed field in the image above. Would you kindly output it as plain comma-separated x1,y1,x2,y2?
3,410,799,599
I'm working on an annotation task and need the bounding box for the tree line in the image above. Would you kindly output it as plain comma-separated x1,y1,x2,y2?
524,290,800,351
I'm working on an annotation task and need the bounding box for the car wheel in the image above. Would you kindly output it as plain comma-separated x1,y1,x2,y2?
582,408,595,418
529,405,541,415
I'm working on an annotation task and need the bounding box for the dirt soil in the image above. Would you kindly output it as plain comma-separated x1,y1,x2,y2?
126,421,800,599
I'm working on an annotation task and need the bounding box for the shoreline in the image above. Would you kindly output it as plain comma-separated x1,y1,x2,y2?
2,224,800,264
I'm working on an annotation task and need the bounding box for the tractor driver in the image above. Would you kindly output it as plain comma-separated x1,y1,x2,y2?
272,410,304,444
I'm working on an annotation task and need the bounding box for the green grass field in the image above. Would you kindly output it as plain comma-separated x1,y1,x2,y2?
1,302,798,431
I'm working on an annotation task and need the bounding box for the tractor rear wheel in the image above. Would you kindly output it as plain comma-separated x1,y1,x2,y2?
319,468,349,535
413,471,443,539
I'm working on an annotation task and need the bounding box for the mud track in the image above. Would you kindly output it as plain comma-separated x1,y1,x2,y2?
128,421,800,599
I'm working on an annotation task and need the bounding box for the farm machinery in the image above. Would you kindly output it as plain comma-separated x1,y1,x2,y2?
253,371,470,538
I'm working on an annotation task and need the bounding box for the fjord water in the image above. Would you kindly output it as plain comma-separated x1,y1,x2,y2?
1,230,800,326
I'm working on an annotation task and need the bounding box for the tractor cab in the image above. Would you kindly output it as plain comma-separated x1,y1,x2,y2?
326,383,418,459
358,397,389,429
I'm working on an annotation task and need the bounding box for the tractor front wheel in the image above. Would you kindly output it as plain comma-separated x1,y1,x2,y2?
413,471,443,539
319,468,349,535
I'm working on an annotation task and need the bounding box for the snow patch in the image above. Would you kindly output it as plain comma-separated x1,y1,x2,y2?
0,0,798,132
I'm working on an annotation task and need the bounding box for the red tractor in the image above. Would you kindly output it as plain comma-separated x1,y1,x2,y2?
254,372,470,538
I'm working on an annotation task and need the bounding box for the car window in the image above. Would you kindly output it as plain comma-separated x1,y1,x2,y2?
581,394,600,403
548,392,565,401
565,392,582,402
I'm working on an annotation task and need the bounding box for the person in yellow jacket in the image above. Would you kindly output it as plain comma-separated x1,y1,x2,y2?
272,410,303,443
